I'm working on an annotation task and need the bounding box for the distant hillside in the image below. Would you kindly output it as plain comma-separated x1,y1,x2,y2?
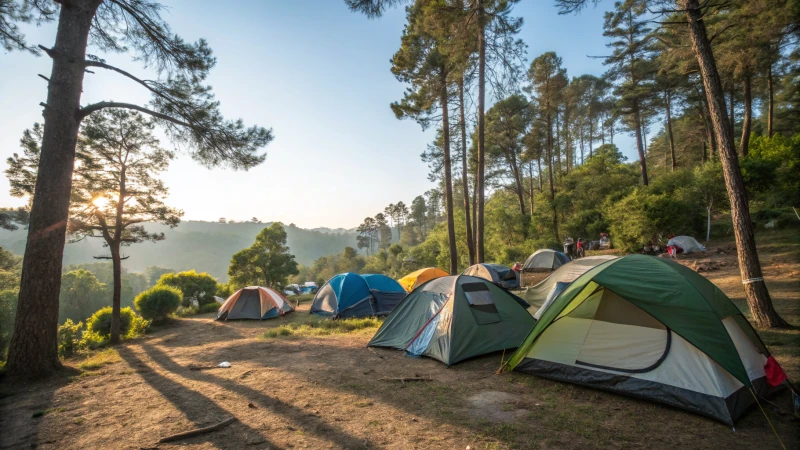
0,221,358,281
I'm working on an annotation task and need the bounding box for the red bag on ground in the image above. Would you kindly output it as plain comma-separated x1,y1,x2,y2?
764,356,787,387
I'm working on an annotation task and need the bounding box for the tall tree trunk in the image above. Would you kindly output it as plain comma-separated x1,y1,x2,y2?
458,77,475,265
683,0,788,328
633,103,649,185
6,0,99,377
702,140,708,164
665,90,677,172
546,111,559,242
740,72,752,157
472,167,477,248
476,1,486,263
109,164,126,344
440,70,458,275
528,162,535,215
109,242,122,344
508,154,526,216
706,202,712,242
579,126,585,164
767,64,774,138
555,109,562,177
588,118,593,158
729,84,735,147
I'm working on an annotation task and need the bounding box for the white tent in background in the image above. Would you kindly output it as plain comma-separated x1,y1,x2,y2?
667,236,706,253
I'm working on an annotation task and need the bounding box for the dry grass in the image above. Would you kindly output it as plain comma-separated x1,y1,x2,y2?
76,348,120,371
261,313,383,339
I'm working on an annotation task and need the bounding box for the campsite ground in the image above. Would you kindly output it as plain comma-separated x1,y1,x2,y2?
1,229,798,449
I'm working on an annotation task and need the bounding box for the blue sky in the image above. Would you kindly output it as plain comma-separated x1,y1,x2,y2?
0,0,635,229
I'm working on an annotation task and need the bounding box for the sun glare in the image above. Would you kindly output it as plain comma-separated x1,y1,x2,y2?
92,196,109,209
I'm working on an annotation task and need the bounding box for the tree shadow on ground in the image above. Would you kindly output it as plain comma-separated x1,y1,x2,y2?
116,346,279,449
137,342,373,449
195,336,800,449
0,366,80,449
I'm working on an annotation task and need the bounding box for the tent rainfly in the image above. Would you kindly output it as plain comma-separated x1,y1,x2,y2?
369,275,534,365
524,255,617,315
398,267,449,293
216,286,294,320
311,273,406,319
667,235,706,253
508,255,783,425
462,263,519,290
522,249,571,273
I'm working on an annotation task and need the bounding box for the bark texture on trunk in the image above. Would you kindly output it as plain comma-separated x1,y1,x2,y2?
109,243,122,344
6,0,99,377
546,111,559,243
739,72,752,157
665,90,676,171
767,65,774,138
683,0,788,328
458,78,475,265
440,70,458,275
633,104,649,185
475,1,486,264
729,85,735,148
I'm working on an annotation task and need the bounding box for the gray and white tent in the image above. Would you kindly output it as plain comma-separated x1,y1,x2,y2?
522,249,571,273
667,235,706,253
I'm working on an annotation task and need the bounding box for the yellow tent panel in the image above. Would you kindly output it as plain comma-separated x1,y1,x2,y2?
398,267,449,292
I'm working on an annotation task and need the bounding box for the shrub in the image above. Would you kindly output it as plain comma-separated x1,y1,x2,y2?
175,305,199,317
135,286,182,321
156,270,217,306
199,303,220,314
57,319,83,358
86,306,135,338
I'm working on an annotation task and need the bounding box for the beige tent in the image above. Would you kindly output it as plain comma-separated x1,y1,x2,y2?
216,286,294,320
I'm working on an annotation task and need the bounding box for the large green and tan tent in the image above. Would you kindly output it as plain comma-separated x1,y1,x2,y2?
508,255,781,425
369,275,534,365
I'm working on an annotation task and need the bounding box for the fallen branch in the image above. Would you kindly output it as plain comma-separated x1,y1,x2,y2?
158,417,237,443
378,376,433,383
368,347,384,359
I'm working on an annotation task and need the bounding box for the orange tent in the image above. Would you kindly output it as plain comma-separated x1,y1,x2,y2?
398,267,449,292
215,286,294,320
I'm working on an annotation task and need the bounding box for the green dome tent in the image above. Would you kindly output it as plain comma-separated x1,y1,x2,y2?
524,255,617,314
508,255,781,425
369,275,534,366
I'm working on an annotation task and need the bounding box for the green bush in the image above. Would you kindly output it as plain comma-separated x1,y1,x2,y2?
156,270,217,306
57,319,83,358
199,303,220,314
0,289,17,359
175,305,198,317
135,285,182,321
86,306,136,338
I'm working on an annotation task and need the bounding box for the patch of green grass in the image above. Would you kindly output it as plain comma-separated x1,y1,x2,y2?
261,315,383,339
77,348,120,371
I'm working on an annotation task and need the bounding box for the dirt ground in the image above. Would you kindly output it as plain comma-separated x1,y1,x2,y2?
1,231,799,449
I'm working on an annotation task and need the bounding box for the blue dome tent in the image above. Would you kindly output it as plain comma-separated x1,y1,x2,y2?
310,273,406,319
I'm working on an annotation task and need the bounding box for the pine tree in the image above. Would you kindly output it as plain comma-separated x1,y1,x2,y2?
2,0,273,377
7,109,183,344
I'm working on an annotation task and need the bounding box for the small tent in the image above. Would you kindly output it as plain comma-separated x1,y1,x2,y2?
462,263,519,290
369,275,535,365
311,273,406,319
524,255,617,314
398,267,449,292
216,286,294,320
508,255,782,425
523,249,571,272
213,296,226,304
667,235,706,253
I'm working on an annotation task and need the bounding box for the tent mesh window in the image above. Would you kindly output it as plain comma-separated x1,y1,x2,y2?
462,282,502,325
